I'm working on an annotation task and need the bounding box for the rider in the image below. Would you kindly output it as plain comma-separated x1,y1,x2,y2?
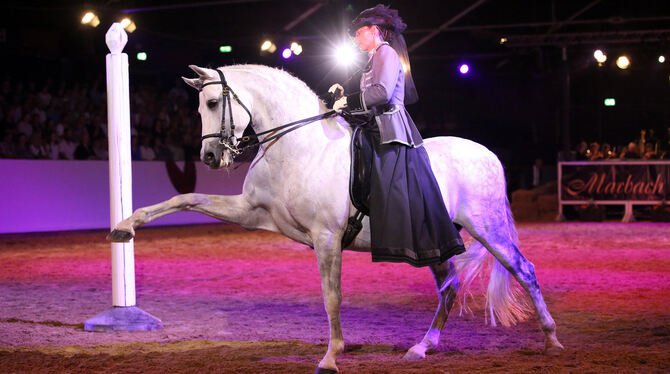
330,4,465,267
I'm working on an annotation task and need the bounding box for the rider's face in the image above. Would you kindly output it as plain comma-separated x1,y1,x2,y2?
354,26,378,52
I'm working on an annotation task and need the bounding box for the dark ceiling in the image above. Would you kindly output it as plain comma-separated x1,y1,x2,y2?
2,1,670,162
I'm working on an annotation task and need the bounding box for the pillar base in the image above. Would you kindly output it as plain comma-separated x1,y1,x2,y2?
85,306,162,332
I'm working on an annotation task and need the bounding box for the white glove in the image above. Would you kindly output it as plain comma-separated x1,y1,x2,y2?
333,96,347,113
328,83,344,99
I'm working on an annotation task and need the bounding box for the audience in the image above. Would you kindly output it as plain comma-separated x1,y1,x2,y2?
0,76,200,161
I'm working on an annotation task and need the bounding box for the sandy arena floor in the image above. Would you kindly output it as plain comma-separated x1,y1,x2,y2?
0,222,669,373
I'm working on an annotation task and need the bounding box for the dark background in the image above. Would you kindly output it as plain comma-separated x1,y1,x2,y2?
2,0,669,189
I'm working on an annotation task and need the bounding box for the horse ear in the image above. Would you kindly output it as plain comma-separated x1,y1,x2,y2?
189,64,213,80
182,76,202,91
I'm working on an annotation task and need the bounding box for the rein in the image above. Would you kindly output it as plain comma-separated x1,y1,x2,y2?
200,68,336,159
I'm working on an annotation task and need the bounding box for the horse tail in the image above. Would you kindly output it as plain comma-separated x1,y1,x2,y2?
450,195,532,327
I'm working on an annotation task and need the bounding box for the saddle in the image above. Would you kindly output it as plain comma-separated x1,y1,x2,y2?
341,125,374,249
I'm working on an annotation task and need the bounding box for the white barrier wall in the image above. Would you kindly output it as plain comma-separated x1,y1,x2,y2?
0,160,249,233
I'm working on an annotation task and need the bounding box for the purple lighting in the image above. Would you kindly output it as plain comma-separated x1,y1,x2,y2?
282,48,292,59
459,64,470,74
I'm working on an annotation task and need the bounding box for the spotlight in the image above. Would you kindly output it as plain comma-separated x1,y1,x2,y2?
260,40,277,53
604,98,615,107
290,42,303,55
616,55,630,69
81,11,100,27
459,64,470,75
593,49,607,64
137,52,147,61
281,48,292,59
334,43,357,66
219,45,232,53
119,18,136,33
659,55,666,63
499,37,508,45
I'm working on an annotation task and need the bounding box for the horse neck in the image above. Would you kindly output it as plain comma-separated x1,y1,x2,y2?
224,66,342,152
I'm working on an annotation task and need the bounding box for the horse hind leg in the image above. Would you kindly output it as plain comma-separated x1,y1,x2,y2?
465,217,564,355
403,260,459,360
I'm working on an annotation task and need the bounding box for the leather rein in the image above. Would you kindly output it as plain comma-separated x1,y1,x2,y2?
199,69,336,160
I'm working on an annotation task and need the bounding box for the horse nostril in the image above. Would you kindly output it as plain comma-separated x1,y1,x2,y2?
204,152,215,163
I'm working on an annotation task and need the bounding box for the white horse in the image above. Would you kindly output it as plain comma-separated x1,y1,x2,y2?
110,64,563,373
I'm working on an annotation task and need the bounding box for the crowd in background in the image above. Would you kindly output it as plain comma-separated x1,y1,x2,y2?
574,128,670,161
0,76,201,161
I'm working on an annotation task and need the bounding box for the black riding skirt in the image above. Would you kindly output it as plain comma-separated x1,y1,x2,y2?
365,127,465,267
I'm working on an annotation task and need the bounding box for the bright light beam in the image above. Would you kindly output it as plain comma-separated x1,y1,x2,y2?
334,43,357,67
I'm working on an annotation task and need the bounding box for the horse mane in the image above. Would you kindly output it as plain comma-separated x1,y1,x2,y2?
221,64,320,103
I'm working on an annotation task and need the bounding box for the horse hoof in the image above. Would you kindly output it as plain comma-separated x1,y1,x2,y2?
402,347,426,361
314,368,338,374
545,343,565,356
107,229,134,242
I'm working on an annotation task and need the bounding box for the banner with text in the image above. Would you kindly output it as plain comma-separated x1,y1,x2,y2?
560,162,669,201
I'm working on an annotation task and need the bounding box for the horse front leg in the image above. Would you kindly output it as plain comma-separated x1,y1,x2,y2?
108,193,253,242
404,260,459,360
313,239,344,374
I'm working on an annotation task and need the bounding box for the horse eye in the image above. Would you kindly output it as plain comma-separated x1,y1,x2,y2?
207,100,218,109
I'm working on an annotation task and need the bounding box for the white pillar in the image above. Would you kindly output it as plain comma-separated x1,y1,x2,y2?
105,23,136,307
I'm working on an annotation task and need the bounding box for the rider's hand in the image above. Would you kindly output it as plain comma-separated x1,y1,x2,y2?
333,96,347,113
328,84,344,100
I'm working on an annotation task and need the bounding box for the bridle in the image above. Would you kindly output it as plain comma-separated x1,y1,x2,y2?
199,69,252,157
199,68,336,161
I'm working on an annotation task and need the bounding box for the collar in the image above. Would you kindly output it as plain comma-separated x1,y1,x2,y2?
367,41,389,58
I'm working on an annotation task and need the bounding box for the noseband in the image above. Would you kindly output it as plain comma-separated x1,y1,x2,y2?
199,69,253,157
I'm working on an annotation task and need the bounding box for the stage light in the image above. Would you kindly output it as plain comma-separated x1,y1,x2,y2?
659,55,666,63
137,52,147,61
219,45,232,53
334,43,357,66
459,64,469,74
120,18,136,33
604,98,616,107
593,49,607,64
261,40,277,53
81,11,100,27
616,55,630,69
290,42,303,55
499,37,508,44
282,48,292,59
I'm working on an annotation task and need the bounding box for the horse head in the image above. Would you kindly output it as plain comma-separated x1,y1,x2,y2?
182,65,251,169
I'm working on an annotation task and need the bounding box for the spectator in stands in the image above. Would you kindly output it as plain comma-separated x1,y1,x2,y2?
575,140,589,160
58,128,77,160
92,137,108,160
74,133,95,160
642,142,658,160
0,131,16,158
531,158,544,188
15,133,32,158
139,135,156,161
16,113,33,137
601,143,614,160
28,132,48,159
45,131,60,160
588,142,603,160
619,142,641,159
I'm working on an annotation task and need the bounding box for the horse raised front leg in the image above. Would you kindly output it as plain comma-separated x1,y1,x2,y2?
404,260,459,360
313,237,344,374
108,193,253,242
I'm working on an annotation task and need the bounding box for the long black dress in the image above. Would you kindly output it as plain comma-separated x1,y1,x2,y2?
345,43,465,267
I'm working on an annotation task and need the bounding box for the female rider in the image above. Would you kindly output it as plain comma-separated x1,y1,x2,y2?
330,4,465,267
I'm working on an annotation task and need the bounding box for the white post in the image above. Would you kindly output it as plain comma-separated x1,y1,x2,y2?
84,23,161,331
105,23,137,307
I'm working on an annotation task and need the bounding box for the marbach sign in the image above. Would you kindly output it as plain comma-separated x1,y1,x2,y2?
560,161,669,201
